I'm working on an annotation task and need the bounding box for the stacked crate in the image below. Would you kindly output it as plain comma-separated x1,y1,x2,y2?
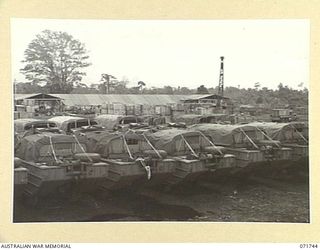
155,105,172,116
113,103,126,115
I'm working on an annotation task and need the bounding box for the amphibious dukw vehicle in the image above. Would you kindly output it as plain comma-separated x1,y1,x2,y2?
83,130,175,189
249,122,308,161
173,114,228,126
140,115,167,126
14,118,60,139
14,119,58,134
14,119,61,151
95,114,145,131
291,121,309,141
49,116,99,134
14,157,28,199
189,124,292,168
14,133,109,202
145,128,236,185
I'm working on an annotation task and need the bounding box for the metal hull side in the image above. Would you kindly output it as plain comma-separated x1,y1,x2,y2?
166,158,208,185
282,144,308,160
22,162,109,198
225,148,264,168
100,160,146,190
14,167,28,185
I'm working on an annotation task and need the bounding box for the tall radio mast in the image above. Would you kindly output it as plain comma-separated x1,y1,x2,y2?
218,56,224,97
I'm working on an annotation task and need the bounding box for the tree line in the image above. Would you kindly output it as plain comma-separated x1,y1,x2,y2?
15,30,308,109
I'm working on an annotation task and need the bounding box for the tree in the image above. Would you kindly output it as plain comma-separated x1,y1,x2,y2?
20,30,91,93
278,83,284,90
197,85,209,94
100,74,117,94
15,81,45,94
254,82,261,90
163,85,174,94
137,81,146,93
256,96,263,104
113,79,129,94
179,87,192,94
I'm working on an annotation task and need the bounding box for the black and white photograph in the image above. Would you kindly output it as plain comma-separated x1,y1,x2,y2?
12,18,309,223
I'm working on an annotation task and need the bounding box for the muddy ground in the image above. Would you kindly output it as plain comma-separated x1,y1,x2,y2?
13,164,309,223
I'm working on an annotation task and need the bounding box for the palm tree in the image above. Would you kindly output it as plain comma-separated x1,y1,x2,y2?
100,74,117,94
137,81,146,93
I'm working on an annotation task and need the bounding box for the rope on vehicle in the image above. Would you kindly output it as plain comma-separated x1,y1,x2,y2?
271,129,281,140
197,131,223,155
72,134,93,162
122,134,134,160
136,157,151,180
177,135,183,152
47,135,59,163
142,133,162,159
239,128,259,149
255,127,281,148
290,124,308,144
180,134,198,158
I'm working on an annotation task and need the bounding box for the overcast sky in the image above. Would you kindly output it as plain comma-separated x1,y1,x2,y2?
11,18,309,90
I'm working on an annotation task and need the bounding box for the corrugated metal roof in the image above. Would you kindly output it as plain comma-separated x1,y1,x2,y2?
14,93,211,106
14,93,42,100
14,93,62,100
14,94,205,106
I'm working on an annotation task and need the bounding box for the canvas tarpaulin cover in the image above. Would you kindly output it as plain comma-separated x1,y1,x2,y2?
14,119,57,133
93,130,147,156
80,131,114,154
15,133,88,162
291,122,309,139
248,122,308,143
145,128,210,155
189,124,264,146
174,114,204,125
49,116,97,132
95,115,124,130
174,114,227,125
95,115,144,130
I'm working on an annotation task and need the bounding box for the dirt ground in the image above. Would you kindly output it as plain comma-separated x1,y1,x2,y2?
13,163,309,223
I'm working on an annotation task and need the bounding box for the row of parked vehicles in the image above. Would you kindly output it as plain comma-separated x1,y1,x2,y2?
13,114,309,205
